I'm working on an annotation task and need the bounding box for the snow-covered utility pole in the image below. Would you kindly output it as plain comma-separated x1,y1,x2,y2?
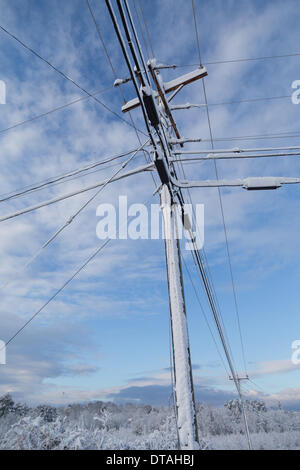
229,375,252,449
105,0,206,450
161,185,199,449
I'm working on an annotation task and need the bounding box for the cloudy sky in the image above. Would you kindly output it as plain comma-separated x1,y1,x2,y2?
0,0,300,409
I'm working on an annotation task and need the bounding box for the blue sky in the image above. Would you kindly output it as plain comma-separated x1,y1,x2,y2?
0,0,300,409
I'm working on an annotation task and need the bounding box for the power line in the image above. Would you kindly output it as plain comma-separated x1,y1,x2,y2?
85,0,158,189
2,238,110,349
163,51,300,68
191,0,248,375
0,141,148,291
191,0,202,66
0,24,147,137
132,0,150,60
191,1,252,449
105,0,254,448
189,235,238,371
201,131,300,143
173,167,237,374
172,175,300,189
185,7,232,360
0,161,137,204
106,0,158,148
86,0,119,78
168,131,300,144
181,253,230,376
248,378,268,395
172,94,293,108
123,0,152,87
107,0,202,447
0,147,144,203
207,94,292,107
189,229,253,448
173,145,300,154
0,189,154,353
170,135,237,374
160,5,238,381
0,86,114,137
0,161,153,223
137,0,155,58
168,111,236,373
188,231,239,388
172,152,300,163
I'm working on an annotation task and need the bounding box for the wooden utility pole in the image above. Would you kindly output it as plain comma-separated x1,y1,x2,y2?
161,185,199,449
106,0,208,450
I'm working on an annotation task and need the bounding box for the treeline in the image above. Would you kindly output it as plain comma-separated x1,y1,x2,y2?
0,394,299,449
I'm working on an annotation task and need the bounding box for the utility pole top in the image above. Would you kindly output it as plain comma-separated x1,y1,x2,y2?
229,375,249,381
121,65,207,113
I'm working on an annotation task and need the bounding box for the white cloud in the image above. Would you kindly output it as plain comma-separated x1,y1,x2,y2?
251,358,300,377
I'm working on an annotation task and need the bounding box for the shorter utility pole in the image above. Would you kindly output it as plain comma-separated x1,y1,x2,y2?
160,184,199,450
229,374,252,449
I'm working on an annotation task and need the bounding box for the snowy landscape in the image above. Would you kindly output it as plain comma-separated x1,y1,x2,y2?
1,0,300,453
0,394,299,450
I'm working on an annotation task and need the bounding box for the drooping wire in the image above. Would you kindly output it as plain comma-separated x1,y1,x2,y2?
248,378,268,395
188,232,253,449
0,237,109,350
0,189,154,351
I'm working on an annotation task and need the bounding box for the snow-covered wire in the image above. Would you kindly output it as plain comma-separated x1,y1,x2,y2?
0,190,154,351
0,161,153,223
0,147,146,204
0,24,147,137
191,0,252,449
181,254,230,376
172,152,300,162
0,140,149,291
191,0,248,377
161,51,300,68
86,0,158,189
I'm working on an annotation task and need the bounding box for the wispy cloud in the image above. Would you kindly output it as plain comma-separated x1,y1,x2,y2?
251,358,300,377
